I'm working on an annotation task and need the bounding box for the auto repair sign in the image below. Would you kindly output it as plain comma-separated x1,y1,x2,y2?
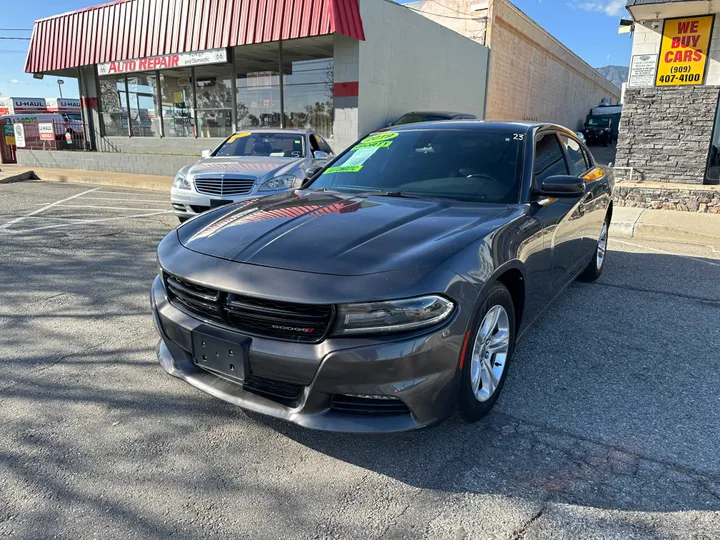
656,16,714,86
98,48,227,75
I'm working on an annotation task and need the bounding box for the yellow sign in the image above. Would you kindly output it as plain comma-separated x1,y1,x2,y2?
656,15,714,86
228,132,251,143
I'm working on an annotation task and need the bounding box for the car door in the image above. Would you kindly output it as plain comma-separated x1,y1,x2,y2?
560,134,607,255
531,131,588,292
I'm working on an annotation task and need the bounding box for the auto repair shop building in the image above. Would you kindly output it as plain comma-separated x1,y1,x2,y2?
19,0,618,176
20,0,489,171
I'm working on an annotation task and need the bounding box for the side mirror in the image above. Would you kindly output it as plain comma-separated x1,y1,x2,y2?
305,166,323,180
201,149,212,158
537,175,585,198
312,150,329,160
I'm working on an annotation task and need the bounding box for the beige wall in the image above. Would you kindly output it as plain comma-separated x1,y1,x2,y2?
411,0,621,131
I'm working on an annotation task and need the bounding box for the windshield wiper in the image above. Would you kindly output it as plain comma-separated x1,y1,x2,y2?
363,191,420,198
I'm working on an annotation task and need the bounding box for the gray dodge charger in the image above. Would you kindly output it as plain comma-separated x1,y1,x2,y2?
152,121,613,432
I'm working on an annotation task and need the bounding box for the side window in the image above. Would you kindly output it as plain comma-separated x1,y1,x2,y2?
309,134,320,152
534,133,569,185
560,135,590,176
316,135,333,154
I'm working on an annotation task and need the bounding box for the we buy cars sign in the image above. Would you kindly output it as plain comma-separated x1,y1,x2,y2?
98,48,228,76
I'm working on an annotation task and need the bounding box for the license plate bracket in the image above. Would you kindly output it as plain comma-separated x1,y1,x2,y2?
210,199,233,208
191,331,250,382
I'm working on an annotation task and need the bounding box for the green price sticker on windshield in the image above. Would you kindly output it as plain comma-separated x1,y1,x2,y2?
326,165,363,173
353,140,393,150
363,131,398,143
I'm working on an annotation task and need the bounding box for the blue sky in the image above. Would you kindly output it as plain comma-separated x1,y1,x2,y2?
0,0,632,99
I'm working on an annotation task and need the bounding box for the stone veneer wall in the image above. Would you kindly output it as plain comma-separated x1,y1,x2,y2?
615,86,720,184
614,183,720,213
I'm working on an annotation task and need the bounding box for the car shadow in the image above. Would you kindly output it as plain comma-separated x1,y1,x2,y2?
252,247,720,515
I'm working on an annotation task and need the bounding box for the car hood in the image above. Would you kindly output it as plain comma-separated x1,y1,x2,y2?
186,156,302,180
177,191,516,276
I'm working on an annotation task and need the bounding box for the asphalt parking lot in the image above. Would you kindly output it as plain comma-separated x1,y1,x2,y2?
1,180,719,539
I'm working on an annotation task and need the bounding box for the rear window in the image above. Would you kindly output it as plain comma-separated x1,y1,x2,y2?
309,129,523,204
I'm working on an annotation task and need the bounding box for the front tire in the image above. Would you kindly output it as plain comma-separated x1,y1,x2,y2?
458,282,516,423
578,217,608,282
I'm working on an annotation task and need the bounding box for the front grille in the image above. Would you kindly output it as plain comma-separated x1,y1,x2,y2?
164,273,333,343
329,395,411,415
195,177,255,196
243,375,304,403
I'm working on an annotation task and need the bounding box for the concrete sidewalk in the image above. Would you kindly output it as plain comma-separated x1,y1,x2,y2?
611,207,720,246
0,165,171,192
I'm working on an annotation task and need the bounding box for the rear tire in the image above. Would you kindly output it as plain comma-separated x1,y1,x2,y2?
578,216,609,282
458,282,516,423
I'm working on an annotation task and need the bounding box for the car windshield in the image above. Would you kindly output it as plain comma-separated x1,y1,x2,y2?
214,132,305,158
393,113,451,126
309,129,523,204
65,113,82,121
587,118,611,127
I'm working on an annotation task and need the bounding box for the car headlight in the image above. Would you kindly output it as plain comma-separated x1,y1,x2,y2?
172,172,191,190
332,295,455,335
604,128,611,132
258,174,299,192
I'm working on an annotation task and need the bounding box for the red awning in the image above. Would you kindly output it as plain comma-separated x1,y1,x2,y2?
25,0,365,74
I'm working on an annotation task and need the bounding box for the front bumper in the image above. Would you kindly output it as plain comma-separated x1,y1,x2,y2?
151,275,466,433
170,187,287,218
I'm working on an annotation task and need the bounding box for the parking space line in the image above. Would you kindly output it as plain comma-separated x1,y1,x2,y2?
0,187,101,232
614,239,720,267
36,204,170,212
94,189,167,195
74,197,169,203
0,211,172,234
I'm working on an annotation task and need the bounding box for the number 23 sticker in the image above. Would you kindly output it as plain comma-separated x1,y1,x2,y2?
513,133,524,140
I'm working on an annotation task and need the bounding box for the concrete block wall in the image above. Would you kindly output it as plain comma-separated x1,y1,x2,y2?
16,149,197,177
485,0,621,130
356,0,489,138
615,86,720,184
103,136,225,155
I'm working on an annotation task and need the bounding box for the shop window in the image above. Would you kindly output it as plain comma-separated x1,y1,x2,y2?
99,76,128,136
194,65,233,138
236,42,282,130
159,69,195,137
127,74,160,137
281,39,334,142
706,96,720,185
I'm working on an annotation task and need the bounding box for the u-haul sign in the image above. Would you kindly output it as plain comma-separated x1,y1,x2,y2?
98,48,227,76
0,97,47,115
46,98,80,111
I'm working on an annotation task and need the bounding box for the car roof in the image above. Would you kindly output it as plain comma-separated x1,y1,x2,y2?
383,120,578,136
401,111,473,117
233,127,309,135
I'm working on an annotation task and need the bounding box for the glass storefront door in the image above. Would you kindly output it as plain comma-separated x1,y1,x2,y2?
127,74,160,137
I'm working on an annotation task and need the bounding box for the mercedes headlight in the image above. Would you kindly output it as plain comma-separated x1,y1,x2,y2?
172,172,191,190
332,295,455,335
258,174,299,192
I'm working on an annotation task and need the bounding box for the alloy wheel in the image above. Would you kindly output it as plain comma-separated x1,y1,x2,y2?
470,305,510,402
596,221,608,270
